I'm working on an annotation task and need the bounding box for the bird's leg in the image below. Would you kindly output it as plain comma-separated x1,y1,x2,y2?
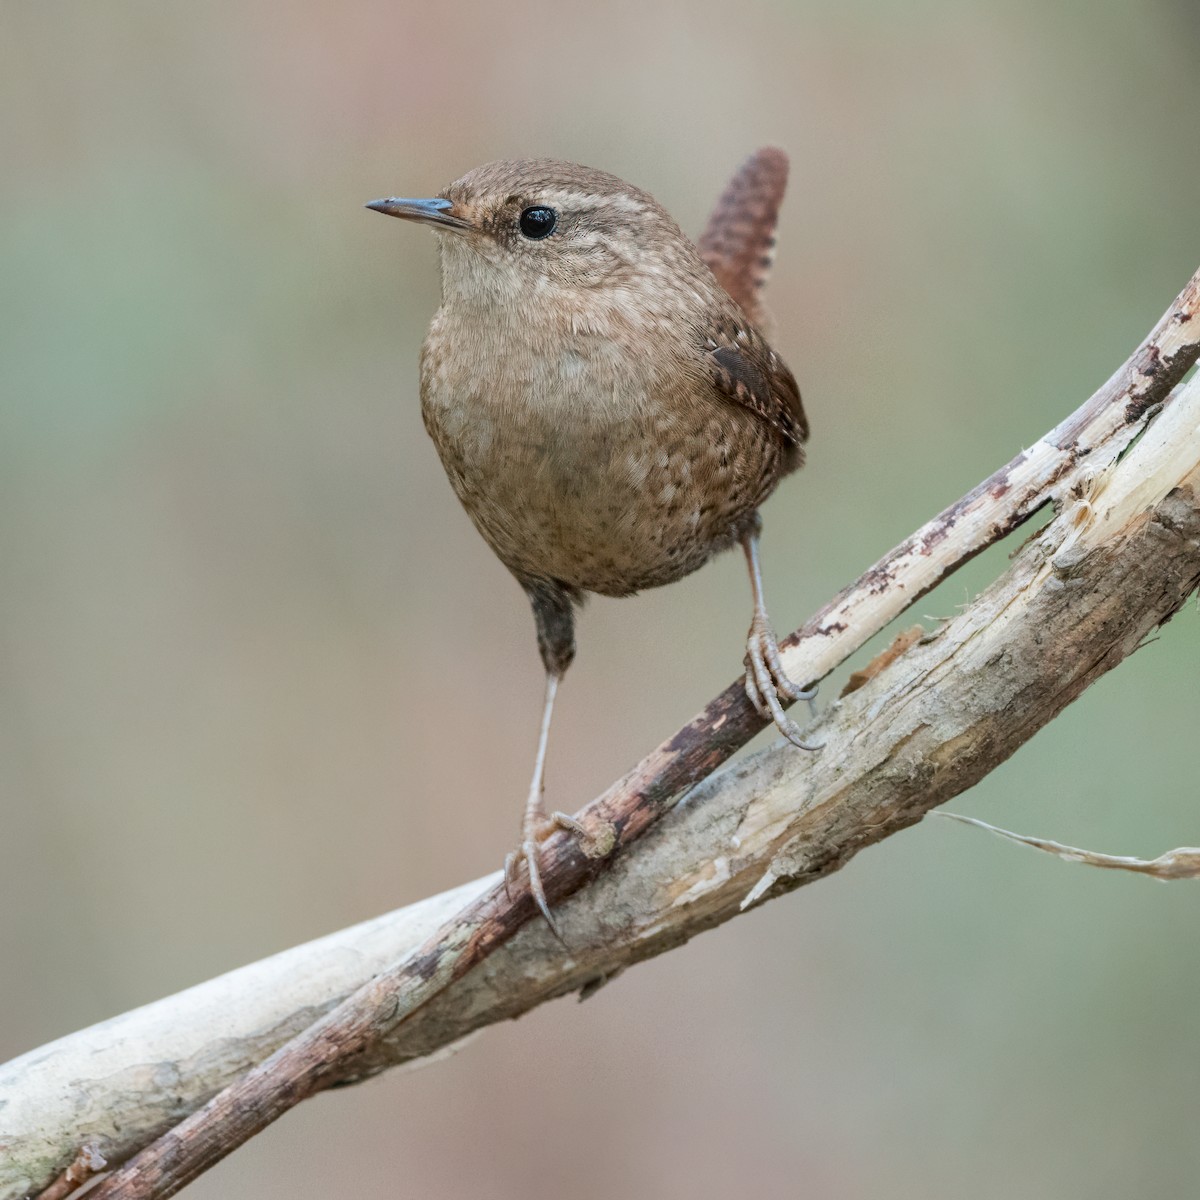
741,525,822,750
503,671,588,937
503,581,589,938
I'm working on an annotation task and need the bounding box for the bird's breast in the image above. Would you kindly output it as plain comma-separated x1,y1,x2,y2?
419,309,782,594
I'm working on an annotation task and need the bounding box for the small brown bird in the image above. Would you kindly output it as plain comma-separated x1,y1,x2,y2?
368,149,817,931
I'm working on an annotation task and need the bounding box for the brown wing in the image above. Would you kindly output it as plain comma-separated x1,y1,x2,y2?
696,147,788,328
704,317,808,460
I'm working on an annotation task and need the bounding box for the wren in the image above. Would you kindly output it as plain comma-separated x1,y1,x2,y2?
368,149,818,932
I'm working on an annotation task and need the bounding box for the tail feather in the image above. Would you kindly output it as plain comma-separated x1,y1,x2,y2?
696,147,789,330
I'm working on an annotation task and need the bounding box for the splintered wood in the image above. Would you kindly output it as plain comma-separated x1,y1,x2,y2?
841,626,925,696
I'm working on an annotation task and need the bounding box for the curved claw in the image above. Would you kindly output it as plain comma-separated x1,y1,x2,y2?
760,628,818,713
745,617,823,751
506,812,593,945
520,839,564,943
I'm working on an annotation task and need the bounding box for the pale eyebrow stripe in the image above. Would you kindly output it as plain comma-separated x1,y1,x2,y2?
544,189,649,216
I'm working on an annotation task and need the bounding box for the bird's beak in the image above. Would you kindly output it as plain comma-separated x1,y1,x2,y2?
364,196,471,231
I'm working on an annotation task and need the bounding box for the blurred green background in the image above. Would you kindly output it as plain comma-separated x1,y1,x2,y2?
3,1,1199,1196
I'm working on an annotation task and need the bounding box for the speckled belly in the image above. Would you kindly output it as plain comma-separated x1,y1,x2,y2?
421,382,783,597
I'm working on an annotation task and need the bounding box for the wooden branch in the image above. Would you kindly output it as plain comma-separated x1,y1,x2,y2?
4,269,1199,1200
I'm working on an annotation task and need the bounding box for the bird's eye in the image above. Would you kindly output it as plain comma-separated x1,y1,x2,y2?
518,206,557,240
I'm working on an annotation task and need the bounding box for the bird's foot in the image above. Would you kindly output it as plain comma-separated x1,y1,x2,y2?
744,614,823,750
503,811,592,941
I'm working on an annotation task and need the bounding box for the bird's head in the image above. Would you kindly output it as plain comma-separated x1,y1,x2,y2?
367,158,707,313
